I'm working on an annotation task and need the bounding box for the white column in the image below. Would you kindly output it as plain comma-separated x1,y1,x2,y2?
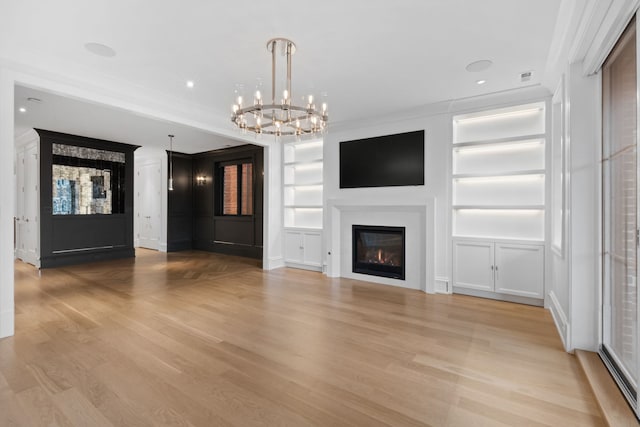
0,69,15,338
568,61,600,351
263,142,284,269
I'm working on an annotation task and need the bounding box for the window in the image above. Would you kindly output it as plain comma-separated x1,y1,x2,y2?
220,161,253,215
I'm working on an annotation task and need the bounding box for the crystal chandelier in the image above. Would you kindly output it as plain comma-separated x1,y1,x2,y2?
231,38,328,137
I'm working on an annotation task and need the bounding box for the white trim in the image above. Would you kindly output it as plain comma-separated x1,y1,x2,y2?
0,68,15,339
582,0,640,75
0,309,14,339
549,290,571,351
326,197,436,294
264,256,285,270
435,277,450,294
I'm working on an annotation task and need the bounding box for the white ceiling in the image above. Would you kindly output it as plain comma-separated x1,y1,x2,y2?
14,86,246,153
3,0,566,152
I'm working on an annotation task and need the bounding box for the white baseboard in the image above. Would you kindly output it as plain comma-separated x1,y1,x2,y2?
548,290,571,352
158,242,168,253
264,256,285,270
0,309,14,339
435,277,450,294
284,262,322,272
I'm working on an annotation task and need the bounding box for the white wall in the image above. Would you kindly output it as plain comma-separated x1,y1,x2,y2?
547,59,601,352
567,61,601,350
324,113,451,289
544,0,637,352
0,70,15,338
324,88,551,293
264,142,284,270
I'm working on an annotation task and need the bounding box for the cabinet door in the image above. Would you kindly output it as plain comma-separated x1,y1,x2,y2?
453,241,495,291
302,232,322,267
494,243,544,298
284,231,303,264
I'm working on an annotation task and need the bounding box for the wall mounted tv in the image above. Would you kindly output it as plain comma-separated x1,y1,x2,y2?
340,130,425,188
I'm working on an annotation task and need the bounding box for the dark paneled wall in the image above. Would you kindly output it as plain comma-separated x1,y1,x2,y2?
167,153,194,252
167,144,263,260
191,145,264,259
37,129,139,268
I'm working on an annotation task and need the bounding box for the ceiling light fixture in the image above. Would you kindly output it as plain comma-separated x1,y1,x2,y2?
231,38,328,137
476,79,487,85
168,134,175,191
18,107,26,113
186,80,195,88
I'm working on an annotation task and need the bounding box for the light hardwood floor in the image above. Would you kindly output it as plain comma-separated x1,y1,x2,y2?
1,249,603,426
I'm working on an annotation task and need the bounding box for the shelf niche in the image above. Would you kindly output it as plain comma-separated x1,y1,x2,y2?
283,139,324,229
452,102,546,241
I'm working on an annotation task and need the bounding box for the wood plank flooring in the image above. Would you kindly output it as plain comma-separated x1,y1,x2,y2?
1,248,604,426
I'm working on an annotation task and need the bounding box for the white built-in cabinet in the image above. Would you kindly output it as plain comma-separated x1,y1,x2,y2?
283,229,322,270
453,239,544,299
283,139,323,271
451,102,546,305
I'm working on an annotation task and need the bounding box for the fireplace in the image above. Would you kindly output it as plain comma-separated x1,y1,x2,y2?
352,225,405,280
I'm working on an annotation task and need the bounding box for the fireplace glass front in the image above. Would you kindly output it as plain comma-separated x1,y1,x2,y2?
352,225,405,280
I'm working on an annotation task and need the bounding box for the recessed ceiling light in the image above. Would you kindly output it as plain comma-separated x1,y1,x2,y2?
84,42,116,58
476,79,487,85
186,80,195,88
18,107,26,113
466,60,493,72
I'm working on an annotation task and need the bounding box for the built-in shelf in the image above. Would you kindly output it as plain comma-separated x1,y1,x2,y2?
284,182,323,187
284,139,324,230
453,170,545,180
453,205,545,210
452,134,546,148
452,101,546,241
284,159,323,167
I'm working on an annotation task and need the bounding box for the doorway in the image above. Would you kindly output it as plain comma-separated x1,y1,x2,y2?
136,160,162,250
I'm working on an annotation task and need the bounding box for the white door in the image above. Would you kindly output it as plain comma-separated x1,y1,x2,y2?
284,230,303,263
302,232,322,268
137,162,162,250
16,144,39,266
494,243,544,298
453,240,494,292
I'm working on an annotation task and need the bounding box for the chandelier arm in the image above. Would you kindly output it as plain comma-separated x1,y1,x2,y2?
287,41,292,105
271,40,276,105
232,105,327,124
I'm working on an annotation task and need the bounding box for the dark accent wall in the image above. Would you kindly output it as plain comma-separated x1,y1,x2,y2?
167,152,194,252
37,129,139,268
167,144,263,259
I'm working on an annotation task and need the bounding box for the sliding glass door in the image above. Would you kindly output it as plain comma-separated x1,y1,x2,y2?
601,17,639,410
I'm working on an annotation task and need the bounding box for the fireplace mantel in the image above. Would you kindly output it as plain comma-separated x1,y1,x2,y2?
325,197,435,293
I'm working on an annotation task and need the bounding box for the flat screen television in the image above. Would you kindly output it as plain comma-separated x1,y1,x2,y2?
340,130,425,188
